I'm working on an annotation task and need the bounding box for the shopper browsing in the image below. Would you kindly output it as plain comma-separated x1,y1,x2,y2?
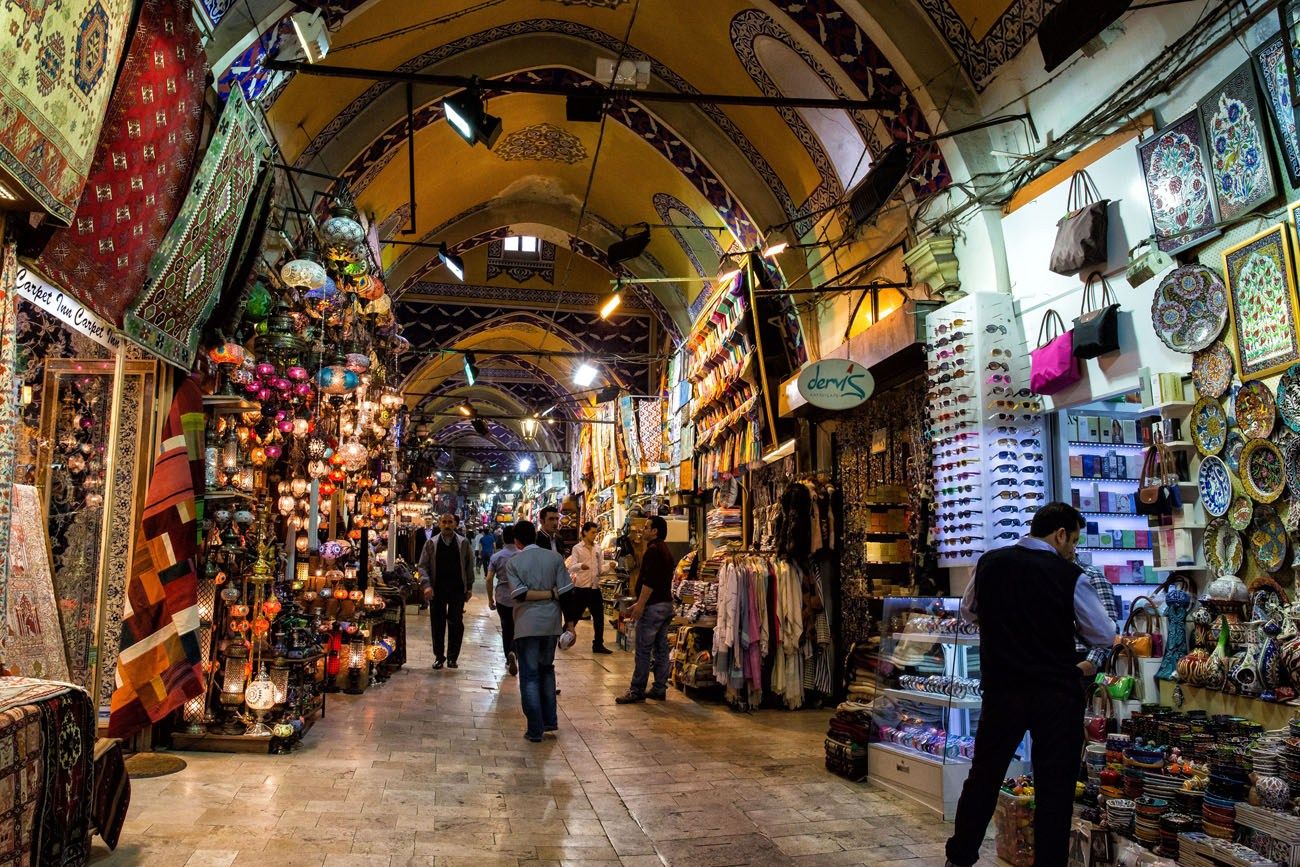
1075,559,1120,683
478,526,496,576
419,512,476,671
566,522,612,654
945,502,1117,867
616,515,676,704
505,520,576,742
487,526,520,675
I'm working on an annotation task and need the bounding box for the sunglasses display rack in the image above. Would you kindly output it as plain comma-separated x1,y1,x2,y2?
927,292,1045,569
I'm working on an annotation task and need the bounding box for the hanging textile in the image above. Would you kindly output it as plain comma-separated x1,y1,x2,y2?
0,239,17,625
125,89,268,368
636,398,664,471
107,379,206,738
4,485,70,680
712,553,811,709
0,0,133,225
33,0,206,327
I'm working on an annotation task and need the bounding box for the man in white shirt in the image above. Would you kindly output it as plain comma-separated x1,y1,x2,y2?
565,522,611,654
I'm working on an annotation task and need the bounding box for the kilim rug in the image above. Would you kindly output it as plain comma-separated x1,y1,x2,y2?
33,686,95,866
33,0,206,327
108,379,205,738
0,240,18,637
0,0,133,225
91,737,129,850
4,485,70,681
125,89,267,368
0,703,44,865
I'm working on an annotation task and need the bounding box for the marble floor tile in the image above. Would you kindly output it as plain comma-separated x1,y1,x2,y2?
89,600,1003,866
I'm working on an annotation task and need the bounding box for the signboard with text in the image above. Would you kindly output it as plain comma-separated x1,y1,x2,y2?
796,359,874,411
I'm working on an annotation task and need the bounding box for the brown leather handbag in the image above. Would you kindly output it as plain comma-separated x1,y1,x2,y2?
1121,595,1163,657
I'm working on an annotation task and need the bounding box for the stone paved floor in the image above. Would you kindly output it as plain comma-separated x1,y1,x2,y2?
90,592,1001,866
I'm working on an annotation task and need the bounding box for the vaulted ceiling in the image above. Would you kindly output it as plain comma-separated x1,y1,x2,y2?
205,0,1042,486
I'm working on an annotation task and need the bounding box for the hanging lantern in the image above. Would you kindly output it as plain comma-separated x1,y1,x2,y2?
319,481,336,496
343,249,369,276
264,444,283,460
328,468,347,483
351,274,384,301
317,363,358,395
308,459,328,479
319,194,366,261
262,598,282,618
278,493,297,514
290,477,310,498
338,439,368,473
295,532,310,554
344,352,371,374
281,253,328,290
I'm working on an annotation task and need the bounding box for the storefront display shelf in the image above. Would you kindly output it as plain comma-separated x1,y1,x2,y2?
1080,511,1140,517
1068,440,1146,449
202,394,260,412
1078,546,1152,552
1152,562,1206,572
869,739,970,767
864,560,910,566
204,488,256,501
1139,401,1195,416
892,631,980,646
882,687,983,709
1071,475,1142,482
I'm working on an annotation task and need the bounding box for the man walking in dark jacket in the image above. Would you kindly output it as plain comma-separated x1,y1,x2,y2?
945,502,1116,867
419,512,476,670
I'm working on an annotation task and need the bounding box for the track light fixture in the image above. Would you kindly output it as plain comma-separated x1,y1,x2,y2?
443,88,503,149
607,223,651,266
457,400,475,417
717,253,743,284
471,418,490,437
437,242,465,281
573,362,599,388
599,281,623,319
462,352,479,386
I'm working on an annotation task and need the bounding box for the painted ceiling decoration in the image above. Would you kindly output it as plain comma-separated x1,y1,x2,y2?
651,192,724,321
405,352,584,415
281,19,808,232
403,280,648,312
913,0,1057,91
486,238,558,284
495,122,590,164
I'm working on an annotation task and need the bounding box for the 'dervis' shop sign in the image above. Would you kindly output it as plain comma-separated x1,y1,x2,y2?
796,359,874,411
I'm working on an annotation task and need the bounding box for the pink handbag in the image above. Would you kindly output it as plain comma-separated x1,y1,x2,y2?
1030,309,1081,395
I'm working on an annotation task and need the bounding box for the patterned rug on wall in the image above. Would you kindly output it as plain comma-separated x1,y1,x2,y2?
125,89,268,368
0,0,134,224
0,241,18,632
4,485,70,682
33,0,206,327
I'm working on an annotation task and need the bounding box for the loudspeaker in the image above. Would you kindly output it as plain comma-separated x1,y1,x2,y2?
607,225,651,265
848,144,911,228
1039,0,1132,72
566,92,605,123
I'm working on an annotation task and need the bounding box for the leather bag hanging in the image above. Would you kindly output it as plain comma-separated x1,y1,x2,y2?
1050,170,1110,275
1084,682,1117,742
1030,309,1081,395
1095,643,1140,701
1121,595,1164,658
1136,441,1182,515
1073,271,1121,359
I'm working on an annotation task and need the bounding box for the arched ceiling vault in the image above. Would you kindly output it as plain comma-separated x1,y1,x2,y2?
235,0,1004,480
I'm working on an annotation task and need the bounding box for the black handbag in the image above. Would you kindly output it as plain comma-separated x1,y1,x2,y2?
1049,170,1110,275
1073,271,1121,359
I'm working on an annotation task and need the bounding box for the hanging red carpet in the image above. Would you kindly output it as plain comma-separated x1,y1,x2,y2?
33,0,206,327
0,0,133,225
125,88,267,368
108,379,206,739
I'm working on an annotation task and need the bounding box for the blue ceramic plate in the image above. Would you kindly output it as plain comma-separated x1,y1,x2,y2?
1251,504,1288,573
1192,397,1228,455
1277,365,1300,433
1199,455,1233,517
1225,430,1246,473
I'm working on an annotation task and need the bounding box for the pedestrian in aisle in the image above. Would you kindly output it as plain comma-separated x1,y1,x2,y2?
567,521,612,654
414,514,436,610
536,505,567,556
615,515,676,704
479,525,497,577
944,502,1116,867
505,519,576,742
487,525,521,675
419,512,476,670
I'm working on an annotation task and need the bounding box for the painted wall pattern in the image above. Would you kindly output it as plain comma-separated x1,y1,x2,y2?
912,0,1057,91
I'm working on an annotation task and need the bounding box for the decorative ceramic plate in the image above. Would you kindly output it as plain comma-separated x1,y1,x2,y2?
1277,365,1300,433
1151,265,1228,353
1225,430,1246,473
1236,380,1277,439
1251,504,1288,572
1273,424,1298,453
1193,340,1235,398
1199,455,1233,517
1286,439,1300,495
1228,493,1253,530
1192,397,1228,455
1205,518,1244,577
1242,437,1286,503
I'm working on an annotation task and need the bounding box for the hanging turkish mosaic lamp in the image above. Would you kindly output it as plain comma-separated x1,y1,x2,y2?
338,439,369,473
319,191,366,261
317,351,359,395
353,273,385,301
281,244,328,290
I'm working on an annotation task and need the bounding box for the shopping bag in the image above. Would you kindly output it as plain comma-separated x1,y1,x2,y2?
1050,170,1110,274
1030,310,1081,394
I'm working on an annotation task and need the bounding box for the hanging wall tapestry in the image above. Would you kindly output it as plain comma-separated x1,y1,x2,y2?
0,241,19,632
0,0,134,225
125,89,267,368
1223,224,1300,381
1138,110,1220,255
1197,61,1278,221
34,0,206,327
4,485,70,681
1254,30,1300,186
108,379,205,739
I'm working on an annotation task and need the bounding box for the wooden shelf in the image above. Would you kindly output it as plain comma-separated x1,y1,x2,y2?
1139,401,1195,416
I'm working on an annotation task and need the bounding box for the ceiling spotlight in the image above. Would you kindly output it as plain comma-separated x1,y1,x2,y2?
438,243,464,281
607,223,651,266
762,240,789,258
457,400,475,417
599,282,622,319
291,10,330,63
595,385,621,403
443,89,503,148
573,362,599,388
518,457,532,472
717,253,743,284
462,352,479,386
471,418,489,436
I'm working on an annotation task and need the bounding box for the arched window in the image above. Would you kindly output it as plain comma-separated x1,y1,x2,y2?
752,35,872,190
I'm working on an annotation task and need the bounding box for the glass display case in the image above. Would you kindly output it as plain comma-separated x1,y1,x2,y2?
869,596,1024,819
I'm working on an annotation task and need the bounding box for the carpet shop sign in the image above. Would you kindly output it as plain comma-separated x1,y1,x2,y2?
12,267,122,350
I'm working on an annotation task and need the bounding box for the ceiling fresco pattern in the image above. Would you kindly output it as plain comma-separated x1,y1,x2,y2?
914,0,1056,90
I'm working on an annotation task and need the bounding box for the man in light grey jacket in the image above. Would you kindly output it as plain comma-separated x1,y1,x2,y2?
419,512,476,669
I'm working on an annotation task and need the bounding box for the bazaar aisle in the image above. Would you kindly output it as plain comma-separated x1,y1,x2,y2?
89,602,994,867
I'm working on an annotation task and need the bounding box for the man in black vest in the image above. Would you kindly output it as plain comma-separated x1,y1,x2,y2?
945,502,1116,867
419,512,476,670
